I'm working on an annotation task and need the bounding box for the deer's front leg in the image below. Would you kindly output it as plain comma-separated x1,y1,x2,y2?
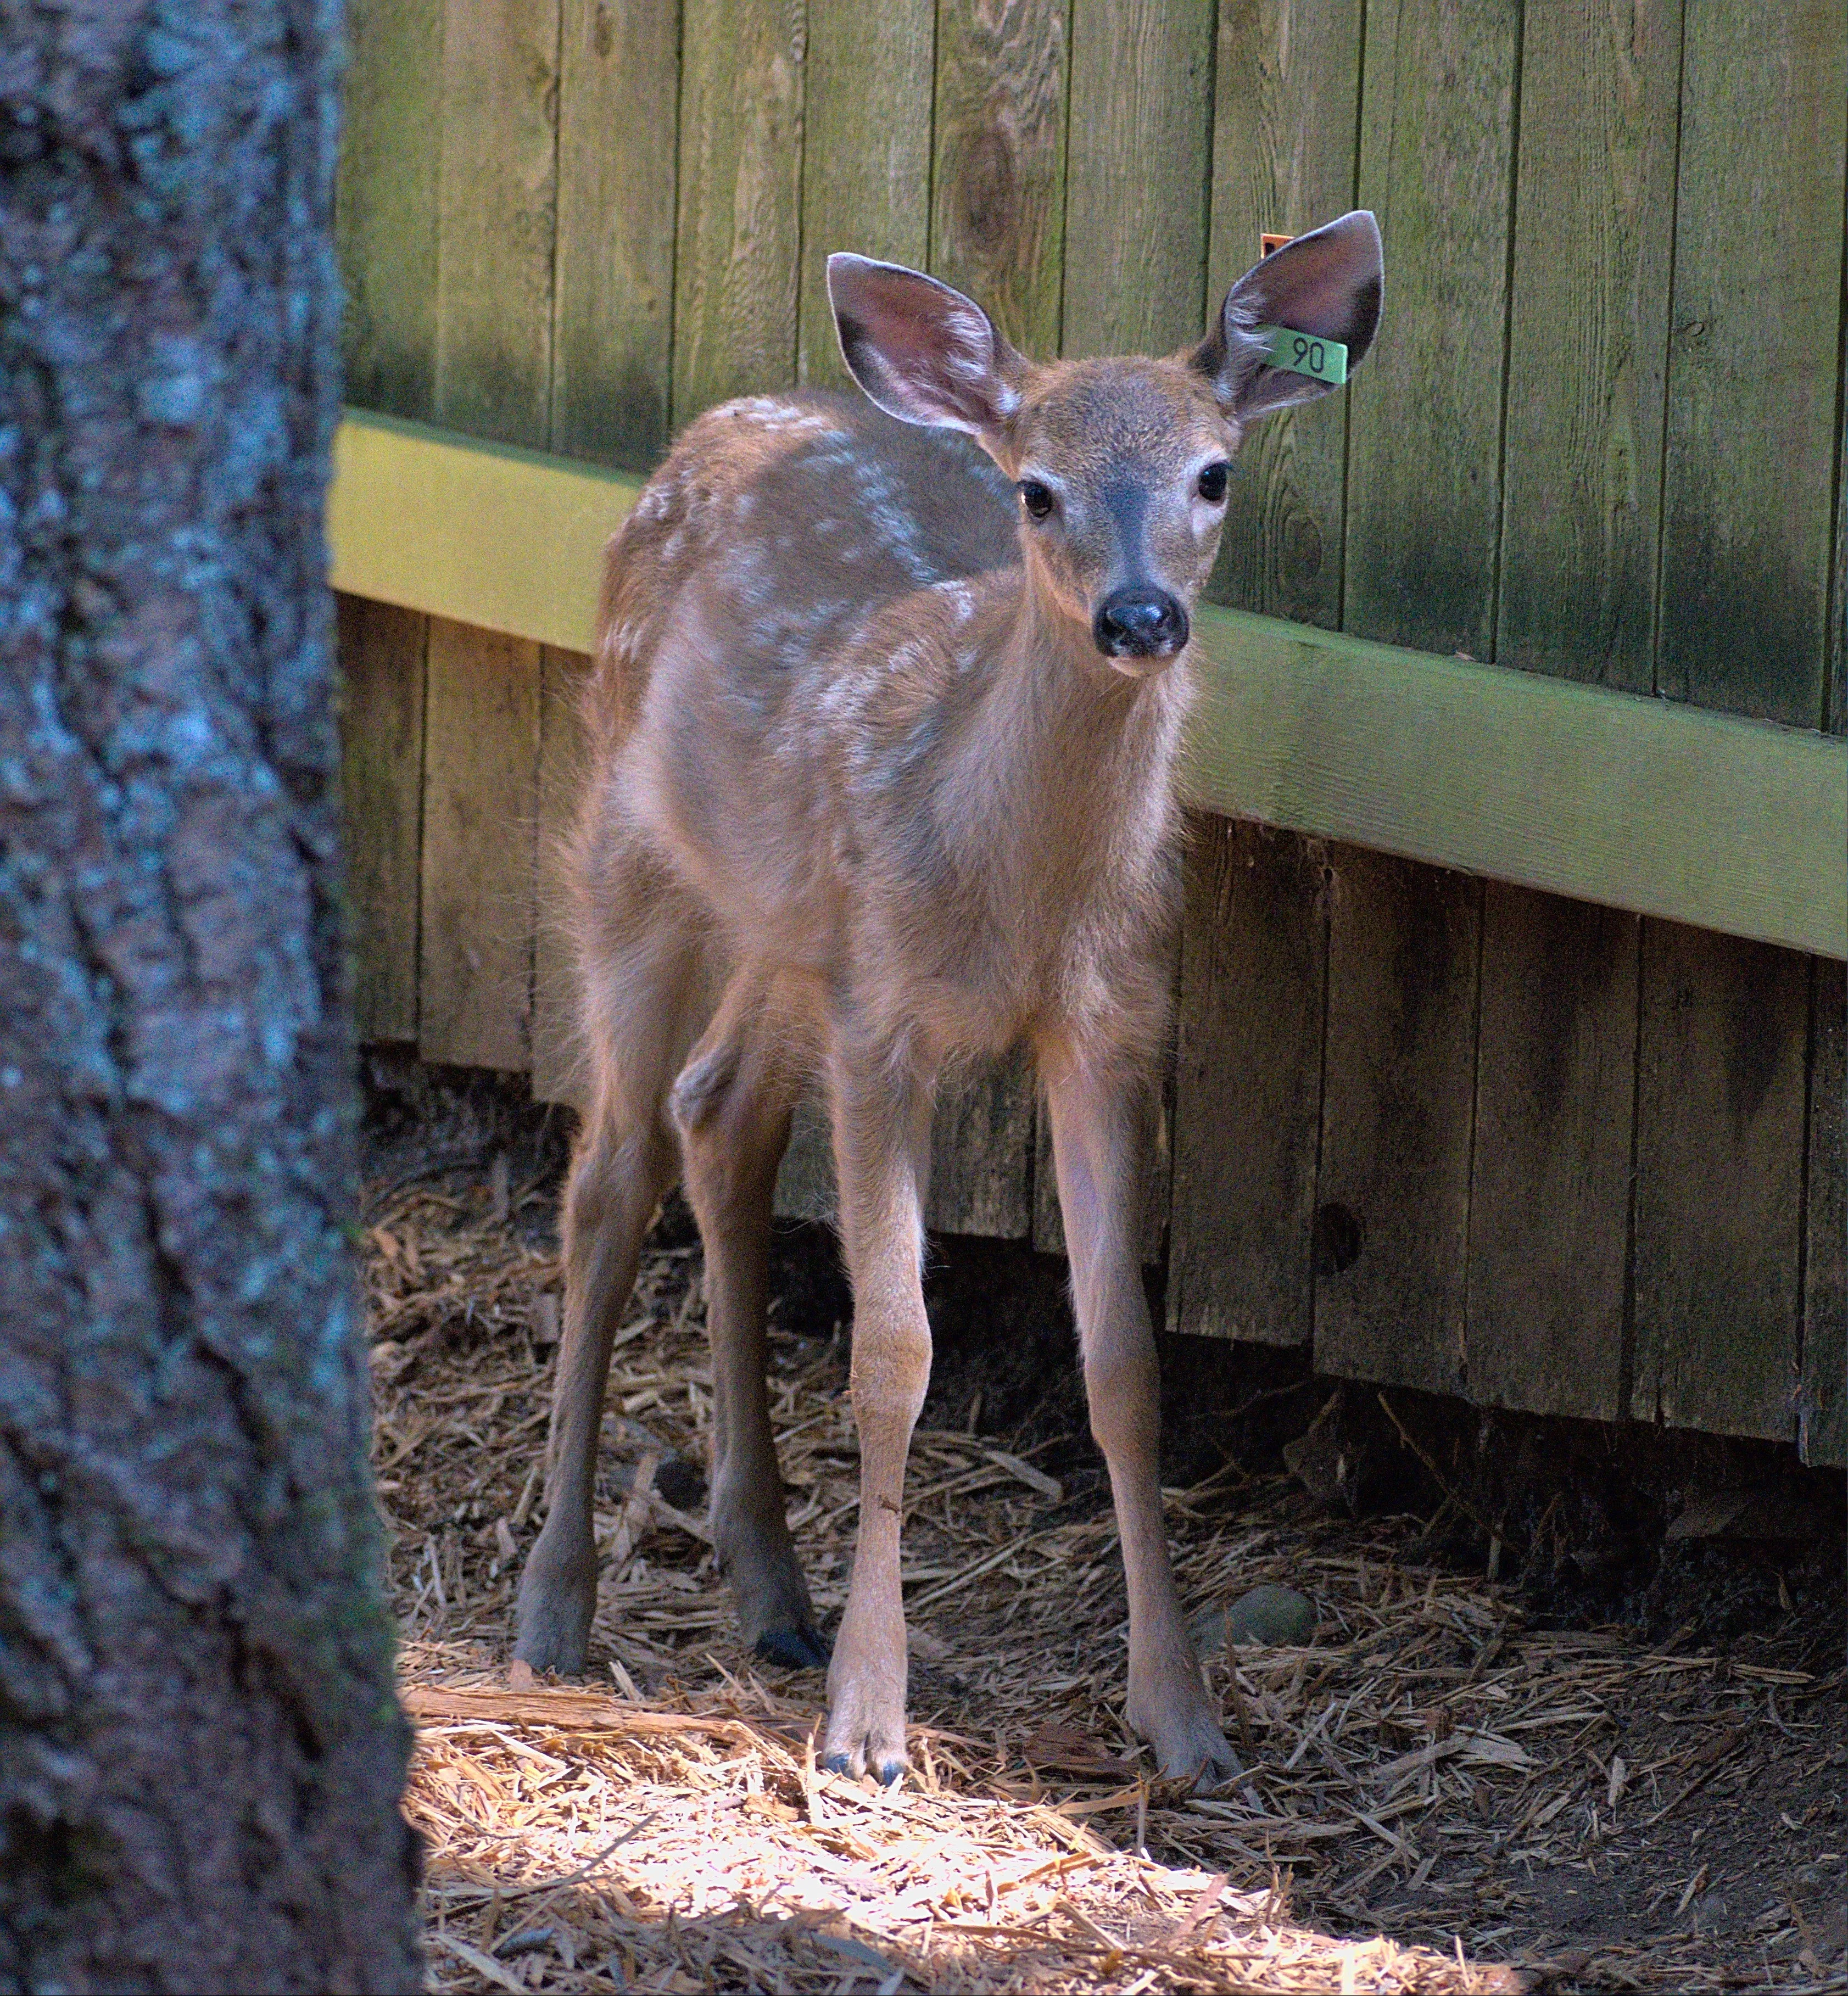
1044,1054,1239,1791
823,1044,934,1785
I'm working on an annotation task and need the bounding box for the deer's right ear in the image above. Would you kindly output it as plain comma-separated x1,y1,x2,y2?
828,254,1027,436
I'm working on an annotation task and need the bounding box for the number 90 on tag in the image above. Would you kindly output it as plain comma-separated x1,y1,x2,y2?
1257,325,1348,387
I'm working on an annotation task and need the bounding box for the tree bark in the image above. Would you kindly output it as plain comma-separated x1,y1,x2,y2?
0,4,421,1989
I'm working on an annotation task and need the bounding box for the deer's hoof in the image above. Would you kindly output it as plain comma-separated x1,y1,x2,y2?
821,1749,905,1787
820,1690,910,1788
1131,1681,1244,1793
753,1619,831,1671
513,1534,598,1676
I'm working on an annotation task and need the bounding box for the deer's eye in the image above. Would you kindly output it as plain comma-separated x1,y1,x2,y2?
1197,462,1230,504
1018,479,1055,521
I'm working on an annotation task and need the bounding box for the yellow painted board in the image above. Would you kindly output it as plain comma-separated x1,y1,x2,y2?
327,411,1847,961
328,410,637,656
1183,607,1846,961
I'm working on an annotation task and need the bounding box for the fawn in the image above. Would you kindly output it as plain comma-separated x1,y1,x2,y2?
516,212,1383,1788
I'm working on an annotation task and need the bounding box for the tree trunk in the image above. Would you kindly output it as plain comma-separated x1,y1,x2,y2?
0,4,421,1989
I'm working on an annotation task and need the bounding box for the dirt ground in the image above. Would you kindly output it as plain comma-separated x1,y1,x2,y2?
363,1072,1846,1994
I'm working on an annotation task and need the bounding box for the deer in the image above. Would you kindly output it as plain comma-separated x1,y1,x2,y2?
515,211,1383,1790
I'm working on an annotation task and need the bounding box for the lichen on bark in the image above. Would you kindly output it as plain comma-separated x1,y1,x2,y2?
0,2,422,1988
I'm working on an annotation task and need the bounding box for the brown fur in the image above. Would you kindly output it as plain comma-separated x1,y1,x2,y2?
516,219,1382,1790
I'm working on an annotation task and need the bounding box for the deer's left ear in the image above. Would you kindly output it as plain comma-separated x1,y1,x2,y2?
1194,209,1383,420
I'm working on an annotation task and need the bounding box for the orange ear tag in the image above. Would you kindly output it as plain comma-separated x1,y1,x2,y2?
1260,232,1294,258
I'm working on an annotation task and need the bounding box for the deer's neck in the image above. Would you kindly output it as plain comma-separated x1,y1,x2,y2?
941,575,1193,914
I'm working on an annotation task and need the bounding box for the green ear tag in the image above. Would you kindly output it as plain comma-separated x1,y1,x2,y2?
1257,325,1348,386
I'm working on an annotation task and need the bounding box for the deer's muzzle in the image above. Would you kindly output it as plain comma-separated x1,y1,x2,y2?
1092,586,1189,665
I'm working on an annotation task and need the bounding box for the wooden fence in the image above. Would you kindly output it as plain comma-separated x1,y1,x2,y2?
332,0,1847,1466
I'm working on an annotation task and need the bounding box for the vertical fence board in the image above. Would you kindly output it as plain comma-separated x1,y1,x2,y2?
929,0,1070,353
1318,0,1517,1394
552,0,681,469
1496,0,1679,691
1629,3,1843,1439
1631,924,1808,1440
1314,845,1479,1394
1062,0,1216,357
1344,0,1518,658
338,0,444,420
797,0,937,388
421,0,559,1074
672,0,807,422
532,651,592,1109
1655,1,1846,727
434,0,561,446
1832,427,1845,736
1801,961,1845,1466
1204,0,1363,630
1169,0,1363,1344
418,622,544,1072
1466,888,1637,1418
336,0,442,1050
929,1050,1036,1240
1464,0,1679,1420
1169,818,1326,1344
337,596,428,1045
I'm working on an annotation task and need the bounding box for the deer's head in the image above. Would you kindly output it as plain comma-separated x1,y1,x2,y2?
828,213,1383,676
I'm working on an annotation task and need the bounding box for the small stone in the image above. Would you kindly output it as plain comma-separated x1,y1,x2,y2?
1192,1583,1317,1656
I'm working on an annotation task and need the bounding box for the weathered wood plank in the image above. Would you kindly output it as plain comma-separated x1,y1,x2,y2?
1631,923,1808,1440
1496,0,1680,691
1169,817,1327,1344
1169,0,1361,1343
1204,0,1364,630
1180,607,1846,961
1628,4,1841,1443
327,415,1848,961
1319,0,1517,1394
336,595,428,1045
774,1097,837,1226
1062,0,1216,357
552,0,681,468
1464,0,1678,1422
672,0,806,421
1465,887,1638,1419
422,0,559,1076
433,0,561,446
1313,844,1480,1394
930,1048,1036,1241
929,0,1070,353
328,415,636,656
1344,0,1518,658
797,0,936,389
418,620,543,1074
531,650,591,1109
1831,415,1846,738
1801,960,1845,1467
1655,0,1846,726
337,0,444,419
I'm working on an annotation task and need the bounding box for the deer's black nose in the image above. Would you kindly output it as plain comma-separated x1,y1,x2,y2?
1093,586,1189,659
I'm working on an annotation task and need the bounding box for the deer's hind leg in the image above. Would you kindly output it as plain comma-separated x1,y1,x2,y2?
516,855,701,1677
670,969,826,1668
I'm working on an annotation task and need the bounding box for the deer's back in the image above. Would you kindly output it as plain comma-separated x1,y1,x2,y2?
590,391,1014,754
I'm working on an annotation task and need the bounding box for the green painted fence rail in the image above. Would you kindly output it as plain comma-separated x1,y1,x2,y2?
328,407,1847,962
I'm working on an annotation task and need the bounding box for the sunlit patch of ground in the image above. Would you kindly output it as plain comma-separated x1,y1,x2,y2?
367,1166,1847,1993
